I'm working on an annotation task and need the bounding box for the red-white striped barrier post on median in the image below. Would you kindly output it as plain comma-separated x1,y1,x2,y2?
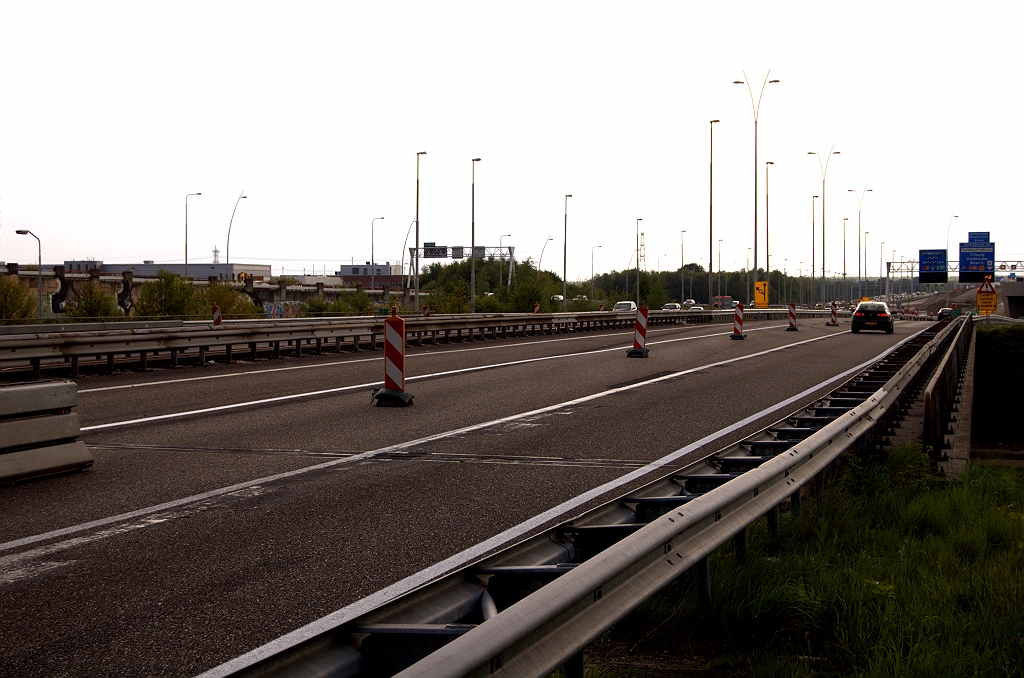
786,301,798,331
899,306,905,321
370,306,414,407
731,302,746,340
212,303,223,326
626,303,650,357
599,302,605,311
533,302,541,313
423,304,431,317
827,301,838,326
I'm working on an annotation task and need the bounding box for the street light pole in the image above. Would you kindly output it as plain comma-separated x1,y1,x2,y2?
945,213,958,305
765,160,774,303
808,147,840,306
15,229,42,323
680,230,686,303
848,186,873,299
538,236,553,281
863,231,870,298
185,192,201,280
636,218,642,306
746,247,751,304
471,158,481,313
843,217,849,304
414,151,426,313
717,239,723,301
811,195,819,308
709,119,719,306
734,72,780,286
591,245,601,302
563,194,572,312
371,217,384,292
225,191,247,269
498,234,512,288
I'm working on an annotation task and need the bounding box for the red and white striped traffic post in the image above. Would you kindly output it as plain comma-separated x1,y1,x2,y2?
827,301,838,326
899,306,905,321
731,302,746,340
533,301,541,313
371,306,414,407
599,302,605,311
423,304,431,317
211,303,223,326
786,301,798,332
627,303,650,357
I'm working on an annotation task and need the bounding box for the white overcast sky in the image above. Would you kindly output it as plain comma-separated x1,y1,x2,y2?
1,0,1021,280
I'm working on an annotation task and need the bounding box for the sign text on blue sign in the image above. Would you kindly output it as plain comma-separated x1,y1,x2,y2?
968,232,991,243
919,249,948,283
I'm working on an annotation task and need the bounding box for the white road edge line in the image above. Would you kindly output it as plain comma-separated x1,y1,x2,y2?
9,326,840,553
79,324,786,431
75,322,707,394
195,327,926,678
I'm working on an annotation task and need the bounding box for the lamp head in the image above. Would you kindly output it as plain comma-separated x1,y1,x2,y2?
733,80,744,84
16,229,28,235
866,189,873,192
813,195,819,199
710,119,720,123
241,195,247,199
566,194,572,198
473,158,481,162
769,79,780,83
417,151,427,156
766,161,774,165
833,151,840,155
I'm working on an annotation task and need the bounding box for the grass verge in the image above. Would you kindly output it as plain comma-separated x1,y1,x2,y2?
582,444,1024,677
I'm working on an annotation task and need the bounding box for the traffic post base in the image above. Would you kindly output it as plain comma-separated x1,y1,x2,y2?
370,388,415,407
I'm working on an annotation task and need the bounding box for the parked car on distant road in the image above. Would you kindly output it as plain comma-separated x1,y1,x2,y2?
683,299,696,307
851,302,895,334
662,302,681,310
612,301,637,312
687,306,705,312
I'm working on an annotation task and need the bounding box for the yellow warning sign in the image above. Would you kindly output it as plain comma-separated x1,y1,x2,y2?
976,289,998,315
754,281,768,309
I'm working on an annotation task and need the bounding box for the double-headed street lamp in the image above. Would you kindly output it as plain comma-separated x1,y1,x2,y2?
414,151,427,312
225,191,247,268
15,229,42,323
371,217,384,291
471,158,481,313
591,245,602,302
185,192,202,279
808,147,840,305
734,71,780,286
563,194,572,312
848,186,873,298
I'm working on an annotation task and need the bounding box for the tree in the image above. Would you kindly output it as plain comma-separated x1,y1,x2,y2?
132,270,202,319
64,280,122,320
0,276,36,323
201,282,262,319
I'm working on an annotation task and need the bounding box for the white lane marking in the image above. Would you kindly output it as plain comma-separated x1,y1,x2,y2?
195,328,926,678
8,327,840,553
75,321,733,394
79,325,786,431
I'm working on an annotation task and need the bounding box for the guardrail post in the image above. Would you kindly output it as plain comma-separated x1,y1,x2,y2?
225,344,233,363
106,353,115,373
250,342,258,360
71,355,80,376
273,341,281,358
694,556,712,605
352,335,360,352
734,527,748,563
814,471,825,496
767,506,780,538
316,337,322,354
563,651,584,678
790,487,802,516
199,346,206,364
139,351,147,370
371,333,377,351
169,349,178,368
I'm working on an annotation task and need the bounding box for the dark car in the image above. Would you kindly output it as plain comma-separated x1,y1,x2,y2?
937,307,953,320
851,302,895,334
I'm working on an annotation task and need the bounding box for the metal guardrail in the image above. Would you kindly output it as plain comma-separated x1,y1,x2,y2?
202,319,954,678
923,315,974,458
1,309,839,378
0,380,92,483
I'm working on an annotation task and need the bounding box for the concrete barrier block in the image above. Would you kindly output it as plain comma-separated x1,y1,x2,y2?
0,381,78,418
0,413,81,452
0,441,93,484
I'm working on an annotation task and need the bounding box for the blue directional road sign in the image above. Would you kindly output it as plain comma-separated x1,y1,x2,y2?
959,241,995,283
968,232,990,243
919,249,948,283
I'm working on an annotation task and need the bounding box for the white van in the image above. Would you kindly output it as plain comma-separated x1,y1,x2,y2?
612,301,637,312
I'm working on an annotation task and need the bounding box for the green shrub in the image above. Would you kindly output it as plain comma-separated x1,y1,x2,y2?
132,270,203,319
0,275,37,322
63,280,122,320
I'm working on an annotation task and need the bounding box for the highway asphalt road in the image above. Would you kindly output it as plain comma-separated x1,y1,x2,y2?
0,318,922,677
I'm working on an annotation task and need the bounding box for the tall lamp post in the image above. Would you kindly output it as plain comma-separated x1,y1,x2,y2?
717,239,724,301
879,241,885,296
734,71,780,287
848,186,872,298
371,217,384,292
471,158,481,313
680,230,686,304
808,146,840,305
811,195,819,308
498,234,512,287
944,213,958,304
746,247,751,304
635,218,642,306
843,217,849,304
225,191,247,269
538,236,553,280
709,119,719,306
414,151,427,312
15,229,42,323
591,245,601,302
765,160,774,303
562,194,572,312
863,231,870,298
185,192,201,279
